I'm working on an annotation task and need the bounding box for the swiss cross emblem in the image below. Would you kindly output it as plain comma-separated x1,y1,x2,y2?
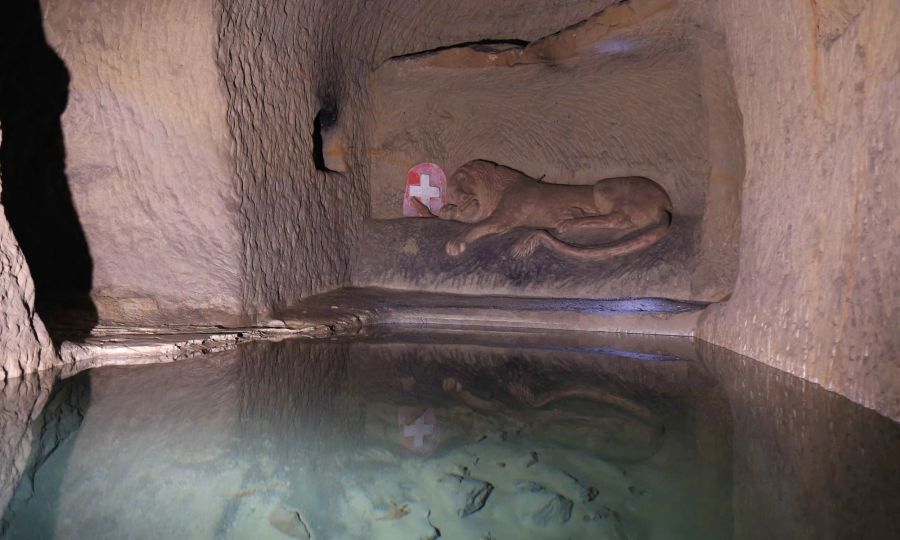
398,407,440,455
403,163,446,217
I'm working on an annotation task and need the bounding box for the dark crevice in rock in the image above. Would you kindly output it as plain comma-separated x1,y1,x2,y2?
384,38,529,64
312,105,338,172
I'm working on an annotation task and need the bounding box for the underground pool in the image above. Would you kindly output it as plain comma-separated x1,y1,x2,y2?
1,329,897,539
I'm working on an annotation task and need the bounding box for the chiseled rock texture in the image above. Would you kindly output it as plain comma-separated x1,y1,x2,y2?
0,128,56,379
39,0,243,325
699,0,900,420
357,1,743,302
213,0,624,318
215,0,372,320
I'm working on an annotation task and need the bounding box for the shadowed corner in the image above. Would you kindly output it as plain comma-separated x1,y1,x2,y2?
0,0,98,346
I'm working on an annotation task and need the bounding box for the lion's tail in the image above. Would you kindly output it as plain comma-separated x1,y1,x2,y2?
541,212,671,262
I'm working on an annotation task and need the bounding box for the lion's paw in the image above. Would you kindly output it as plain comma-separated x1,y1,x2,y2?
446,239,467,257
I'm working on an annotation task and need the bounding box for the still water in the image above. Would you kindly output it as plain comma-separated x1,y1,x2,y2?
1,330,897,539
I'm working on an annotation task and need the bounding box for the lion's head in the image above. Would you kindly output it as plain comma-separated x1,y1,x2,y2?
438,160,521,223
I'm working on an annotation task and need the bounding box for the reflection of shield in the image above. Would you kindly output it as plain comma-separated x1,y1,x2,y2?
398,407,440,455
403,163,446,217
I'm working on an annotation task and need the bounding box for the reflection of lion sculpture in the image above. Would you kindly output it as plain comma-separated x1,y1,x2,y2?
411,160,673,260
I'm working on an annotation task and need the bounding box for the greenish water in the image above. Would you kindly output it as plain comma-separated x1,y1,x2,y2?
1,330,898,539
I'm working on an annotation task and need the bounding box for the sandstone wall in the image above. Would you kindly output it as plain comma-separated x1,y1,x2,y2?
215,0,369,320
214,0,613,319
699,0,900,420
355,1,743,302
12,0,625,326
38,0,243,325
0,126,56,379
0,197,54,380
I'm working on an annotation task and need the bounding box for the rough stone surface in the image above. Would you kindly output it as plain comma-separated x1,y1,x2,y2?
38,0,243,325
360,2,743,302
278,287,704,337
355,211,703,301
0,126,56,379
698,0,900,420
213,0,624,319
439,474,494,518
216,0,372,320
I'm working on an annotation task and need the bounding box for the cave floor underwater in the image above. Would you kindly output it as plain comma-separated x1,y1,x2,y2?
1,326,897,540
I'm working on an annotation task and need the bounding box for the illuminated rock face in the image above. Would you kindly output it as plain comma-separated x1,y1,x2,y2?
32,0,244,326
361,0,743,302
0,202,54,379
204,0,900,418
31,0,734,319
698,0,900,420
0,127,56,379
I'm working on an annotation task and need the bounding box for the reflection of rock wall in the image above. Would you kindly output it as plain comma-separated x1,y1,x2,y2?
699,342,900,539
235,333,728,464
236,340,360,458
699,0,900,420
234,335,732,539
0,371,89,534
0,372,55,519
0,126,56,378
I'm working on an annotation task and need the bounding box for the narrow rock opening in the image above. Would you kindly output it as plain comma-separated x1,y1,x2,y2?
312,106,338,172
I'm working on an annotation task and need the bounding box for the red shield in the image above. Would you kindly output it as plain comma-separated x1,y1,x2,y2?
403,163,446,217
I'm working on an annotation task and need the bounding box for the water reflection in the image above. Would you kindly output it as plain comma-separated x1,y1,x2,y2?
232,333,730,538
0,330,897,539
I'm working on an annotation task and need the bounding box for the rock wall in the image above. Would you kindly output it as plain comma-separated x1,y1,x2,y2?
368,4,707,221
37,0,243,325
0,126,56,379
215,0,370,320
10,0,635,325
214,0,612,319
699,0,900,420
355,1,743,302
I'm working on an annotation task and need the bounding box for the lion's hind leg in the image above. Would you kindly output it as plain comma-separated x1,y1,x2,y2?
553,213,634,245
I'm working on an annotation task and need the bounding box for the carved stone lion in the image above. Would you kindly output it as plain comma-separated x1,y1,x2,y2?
411,160,672,260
